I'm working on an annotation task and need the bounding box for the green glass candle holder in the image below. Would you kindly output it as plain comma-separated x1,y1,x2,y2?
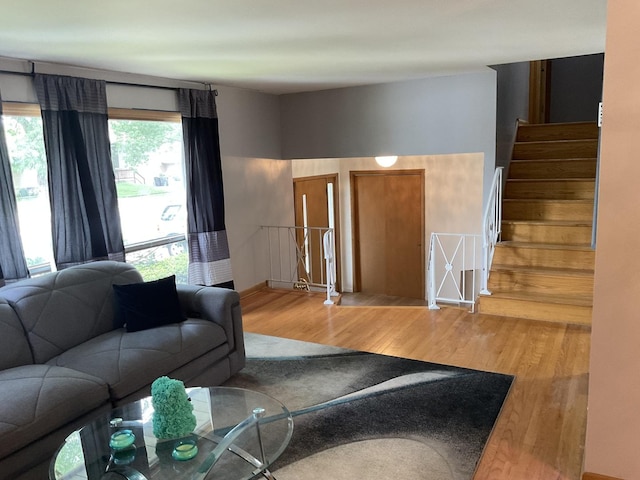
109,429,136,450
172,439,198,461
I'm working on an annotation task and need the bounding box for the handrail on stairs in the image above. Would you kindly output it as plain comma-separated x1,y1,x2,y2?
480,167,503,295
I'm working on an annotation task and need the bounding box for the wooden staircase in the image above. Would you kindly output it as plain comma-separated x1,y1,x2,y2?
478,121,598,326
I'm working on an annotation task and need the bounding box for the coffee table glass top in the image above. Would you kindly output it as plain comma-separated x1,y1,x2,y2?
50,387,293,480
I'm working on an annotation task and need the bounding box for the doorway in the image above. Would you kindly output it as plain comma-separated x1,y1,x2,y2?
293,174,340,291
351,170,425,299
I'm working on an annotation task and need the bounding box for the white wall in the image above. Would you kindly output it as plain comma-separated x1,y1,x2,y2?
281,71,497,205
292,153,484,294
0,58,293,292
214,85,293,291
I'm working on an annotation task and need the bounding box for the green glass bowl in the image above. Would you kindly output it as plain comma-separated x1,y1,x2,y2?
172,439,198,461
109,429,136,450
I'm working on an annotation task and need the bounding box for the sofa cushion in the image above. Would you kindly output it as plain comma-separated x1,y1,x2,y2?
0,298,33,370
47,319,228,401
113,275,186,332
0,364,109,460
0,262,143,363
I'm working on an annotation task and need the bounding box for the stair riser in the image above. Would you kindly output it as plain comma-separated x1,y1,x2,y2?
493,246,595,270
508,159,597,179
502,223,592,245
478,296,592,325
516,122,599,142
488,271,593,296
505,180,595,200
503,200,594,222
513,140,598,160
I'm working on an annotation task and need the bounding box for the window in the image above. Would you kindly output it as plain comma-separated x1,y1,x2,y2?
2,104,188,282
108,109,188,283
2,103,53,273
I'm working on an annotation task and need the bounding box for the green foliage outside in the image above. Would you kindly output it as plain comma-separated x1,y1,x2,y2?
5,117,182,185
133,251,188,284
51,431,84,477
4,116,47,180
110,120,181,168
116,182,168,198
26,256,47,268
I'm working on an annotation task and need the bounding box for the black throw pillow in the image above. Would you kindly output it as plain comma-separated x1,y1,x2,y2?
113,275,186,332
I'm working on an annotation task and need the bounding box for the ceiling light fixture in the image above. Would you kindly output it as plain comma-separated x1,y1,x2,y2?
375,155,398,167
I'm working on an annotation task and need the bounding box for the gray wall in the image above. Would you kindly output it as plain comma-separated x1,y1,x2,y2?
549,53,604,123
280,71,498,202
491,62,530,169
0,59,499,290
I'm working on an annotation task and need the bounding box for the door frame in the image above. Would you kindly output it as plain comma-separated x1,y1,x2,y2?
350,169,425,295
529,59,551,124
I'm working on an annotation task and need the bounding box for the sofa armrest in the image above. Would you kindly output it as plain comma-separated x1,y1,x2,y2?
176,285,245,364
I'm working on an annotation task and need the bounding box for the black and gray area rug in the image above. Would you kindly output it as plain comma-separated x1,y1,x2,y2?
223,333,514,480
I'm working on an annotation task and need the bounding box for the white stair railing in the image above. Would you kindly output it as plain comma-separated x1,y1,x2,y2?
427,167,503,310
262,226,338,301
428,233,481,311
480,167,503,295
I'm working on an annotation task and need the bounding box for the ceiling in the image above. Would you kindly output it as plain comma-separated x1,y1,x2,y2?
0,0,608,95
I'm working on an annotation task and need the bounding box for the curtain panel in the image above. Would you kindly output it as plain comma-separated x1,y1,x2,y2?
0,89,30,285
178,89,233,288
34,74,124,269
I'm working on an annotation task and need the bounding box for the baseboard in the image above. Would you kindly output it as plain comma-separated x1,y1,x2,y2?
583,473,624,480
239,281,268,299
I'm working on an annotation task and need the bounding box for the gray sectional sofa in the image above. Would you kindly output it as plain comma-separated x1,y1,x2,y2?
0,261,245,480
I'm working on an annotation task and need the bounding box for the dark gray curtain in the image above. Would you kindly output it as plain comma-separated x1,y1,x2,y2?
34,74,124,269
0,89,30,286
178,89,233,288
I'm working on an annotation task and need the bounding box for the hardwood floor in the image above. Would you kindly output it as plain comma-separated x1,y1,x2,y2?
240,288,591,480
338,291,430,306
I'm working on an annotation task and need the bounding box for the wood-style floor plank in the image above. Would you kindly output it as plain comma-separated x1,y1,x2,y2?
240,288,591,480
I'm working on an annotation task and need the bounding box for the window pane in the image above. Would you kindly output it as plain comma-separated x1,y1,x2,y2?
109,119,186,246
109,118,187,282
3,115,54,271
126,241,188,283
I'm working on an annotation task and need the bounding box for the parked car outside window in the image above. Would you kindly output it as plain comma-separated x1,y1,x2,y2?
157,204,188,256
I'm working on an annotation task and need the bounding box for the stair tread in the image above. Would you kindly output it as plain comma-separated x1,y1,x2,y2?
491,264,594,276
496,241,594,251
482,291,593,307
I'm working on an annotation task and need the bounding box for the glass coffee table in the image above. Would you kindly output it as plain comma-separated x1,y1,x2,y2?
49,387,293,480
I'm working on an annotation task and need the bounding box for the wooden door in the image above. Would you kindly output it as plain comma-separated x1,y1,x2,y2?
293,175,340,290
352,170,424,299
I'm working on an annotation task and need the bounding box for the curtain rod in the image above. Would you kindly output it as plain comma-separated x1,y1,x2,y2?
0,67,218,96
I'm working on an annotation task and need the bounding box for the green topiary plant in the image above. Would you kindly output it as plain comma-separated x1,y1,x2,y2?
151,376,197,439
